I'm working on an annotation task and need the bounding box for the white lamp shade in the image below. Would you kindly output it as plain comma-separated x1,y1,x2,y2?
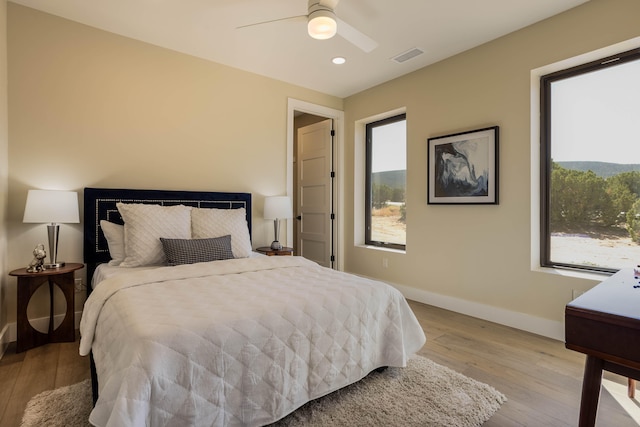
308,9,337,40
23,190,80,224
264,196,293,220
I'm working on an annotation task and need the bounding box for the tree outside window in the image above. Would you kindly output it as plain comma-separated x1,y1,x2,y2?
541,49,640,273
366,114,407,249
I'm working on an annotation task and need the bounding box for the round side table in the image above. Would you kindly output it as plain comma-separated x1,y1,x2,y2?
9,263,84,352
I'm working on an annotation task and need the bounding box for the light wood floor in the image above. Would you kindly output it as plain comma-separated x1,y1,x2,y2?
0,301,637,426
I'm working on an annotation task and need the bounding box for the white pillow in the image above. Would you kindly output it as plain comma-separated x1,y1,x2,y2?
100,220,125,266
191,207,252,258
117,203,192,267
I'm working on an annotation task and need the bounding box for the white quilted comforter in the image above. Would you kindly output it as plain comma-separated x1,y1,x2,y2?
79,256,426,427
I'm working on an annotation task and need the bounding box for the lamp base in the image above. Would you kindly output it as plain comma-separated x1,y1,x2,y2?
270,241,283,250
45,224,64,270
44,261,65,269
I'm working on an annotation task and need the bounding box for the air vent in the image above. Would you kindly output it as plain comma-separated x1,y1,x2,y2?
392,48,424,64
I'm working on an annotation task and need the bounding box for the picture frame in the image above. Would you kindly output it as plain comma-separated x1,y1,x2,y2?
427,126,499,204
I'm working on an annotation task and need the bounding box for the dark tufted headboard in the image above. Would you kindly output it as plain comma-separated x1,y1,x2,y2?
83,187,252,293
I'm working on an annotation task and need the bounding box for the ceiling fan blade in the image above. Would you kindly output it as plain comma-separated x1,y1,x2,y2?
237,15,306,30
336,17,378,53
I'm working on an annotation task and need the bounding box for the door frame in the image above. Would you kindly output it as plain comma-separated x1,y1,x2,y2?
287,98,344,270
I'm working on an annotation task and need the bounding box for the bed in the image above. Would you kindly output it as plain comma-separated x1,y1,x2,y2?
79,187,426,427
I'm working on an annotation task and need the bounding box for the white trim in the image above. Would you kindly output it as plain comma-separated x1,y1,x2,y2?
394,281,564,341
287,98,345,270
0,323,10,360
351,271,564,340
530,36,640,279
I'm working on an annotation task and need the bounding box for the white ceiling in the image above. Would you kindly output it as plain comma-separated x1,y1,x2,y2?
10,0,589,98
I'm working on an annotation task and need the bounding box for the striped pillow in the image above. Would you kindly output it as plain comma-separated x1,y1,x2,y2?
160,235,234,266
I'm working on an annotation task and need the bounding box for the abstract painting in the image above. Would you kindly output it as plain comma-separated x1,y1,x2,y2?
427,126,499,204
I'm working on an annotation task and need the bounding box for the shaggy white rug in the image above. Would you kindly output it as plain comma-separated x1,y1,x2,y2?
21,356,506,427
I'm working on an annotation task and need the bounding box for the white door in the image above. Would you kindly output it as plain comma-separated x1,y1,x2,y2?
297,119,334,268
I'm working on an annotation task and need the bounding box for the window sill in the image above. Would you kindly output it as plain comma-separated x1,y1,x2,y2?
357,244,406,255
532,265,611,283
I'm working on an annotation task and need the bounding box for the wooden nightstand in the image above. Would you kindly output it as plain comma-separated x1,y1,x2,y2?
256,246,294,256
9,263,84,352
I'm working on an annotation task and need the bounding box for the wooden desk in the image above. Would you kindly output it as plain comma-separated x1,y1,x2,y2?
565,269,640,427
10,263,84,352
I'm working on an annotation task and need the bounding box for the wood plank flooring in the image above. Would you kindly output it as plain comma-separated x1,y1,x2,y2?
0,333,90,427
0,301,637,426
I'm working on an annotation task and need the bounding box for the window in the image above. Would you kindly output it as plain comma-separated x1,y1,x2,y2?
365,114,407,249
541,48,640,273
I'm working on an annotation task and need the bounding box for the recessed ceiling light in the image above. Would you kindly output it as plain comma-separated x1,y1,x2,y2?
332,57,346,65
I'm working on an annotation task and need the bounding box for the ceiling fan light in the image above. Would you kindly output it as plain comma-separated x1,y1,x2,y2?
308,9,337,40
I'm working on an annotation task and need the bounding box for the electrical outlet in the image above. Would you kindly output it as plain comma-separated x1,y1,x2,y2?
382,258,388,268
74,278,84,293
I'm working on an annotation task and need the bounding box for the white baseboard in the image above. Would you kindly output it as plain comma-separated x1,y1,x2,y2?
0,310,83,360
0,323,9,360
393,282,565,341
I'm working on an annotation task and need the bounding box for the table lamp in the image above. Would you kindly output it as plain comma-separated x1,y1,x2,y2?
264,196,293,250
23,189,80,268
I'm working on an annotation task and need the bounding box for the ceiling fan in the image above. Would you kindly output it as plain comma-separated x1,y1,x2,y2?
237,0,378,53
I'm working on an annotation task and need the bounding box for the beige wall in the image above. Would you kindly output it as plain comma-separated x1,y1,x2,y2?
5,4,342,326
0,0,9,353
5,0,640,343
343,0,640,338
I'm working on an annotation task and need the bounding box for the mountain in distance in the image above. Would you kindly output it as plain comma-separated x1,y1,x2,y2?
376,163,640,184
372,170,406,188
557,161,640,178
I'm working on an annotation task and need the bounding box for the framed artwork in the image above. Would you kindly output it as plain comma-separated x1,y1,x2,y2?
427,126,499,204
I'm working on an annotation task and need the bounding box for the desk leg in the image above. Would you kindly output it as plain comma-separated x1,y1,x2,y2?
579,355,604,427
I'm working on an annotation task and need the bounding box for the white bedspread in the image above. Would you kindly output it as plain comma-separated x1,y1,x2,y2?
79,256,426,427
